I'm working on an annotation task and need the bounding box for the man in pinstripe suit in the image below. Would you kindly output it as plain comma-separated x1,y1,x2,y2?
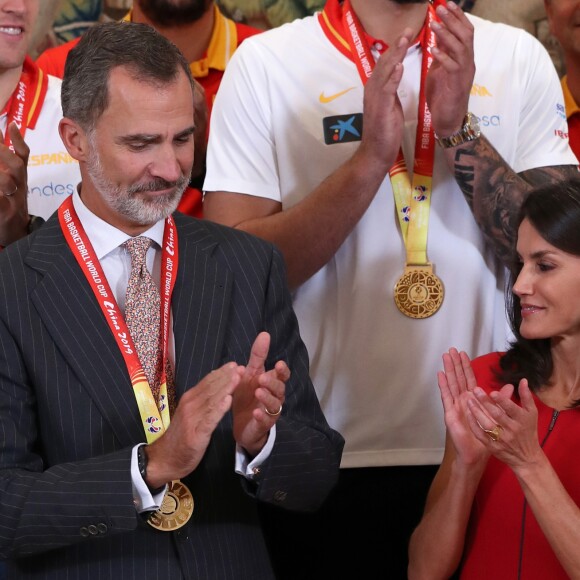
0,22,343,579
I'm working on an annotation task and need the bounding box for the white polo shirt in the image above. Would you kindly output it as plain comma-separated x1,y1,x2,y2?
205,14,577,468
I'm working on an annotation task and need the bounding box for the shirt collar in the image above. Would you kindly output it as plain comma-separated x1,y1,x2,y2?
319,0,423,61
126,5,236,77
72,188,165,260
190,4,237,77
562,75,580,118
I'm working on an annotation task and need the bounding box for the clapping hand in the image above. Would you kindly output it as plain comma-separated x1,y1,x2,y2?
439,349,513,467
466,379,543,472
232,332,289,457
358,29,413,173
0,122,29,246
426,1,475,139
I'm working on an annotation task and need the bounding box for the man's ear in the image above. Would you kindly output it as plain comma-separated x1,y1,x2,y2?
59,117,90,162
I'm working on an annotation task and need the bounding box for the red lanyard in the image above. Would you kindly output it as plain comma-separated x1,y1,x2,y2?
341,0,438,180
58,196,178,439
2,57,48,151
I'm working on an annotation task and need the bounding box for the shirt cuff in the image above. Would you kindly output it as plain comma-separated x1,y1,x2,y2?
235,425,276,479
131,444,167,513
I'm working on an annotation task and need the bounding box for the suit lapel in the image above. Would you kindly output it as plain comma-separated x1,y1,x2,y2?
171,216,233,396
25,215,233,440
26,218,147,447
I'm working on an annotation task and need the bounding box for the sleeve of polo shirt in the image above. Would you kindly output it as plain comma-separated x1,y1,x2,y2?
204,40,282,202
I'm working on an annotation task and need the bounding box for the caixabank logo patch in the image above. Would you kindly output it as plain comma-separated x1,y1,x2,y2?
323,113,363,145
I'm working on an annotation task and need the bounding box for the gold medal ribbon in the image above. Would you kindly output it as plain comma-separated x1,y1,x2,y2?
340,0,441,267
327,0,445,318
58,196,177,441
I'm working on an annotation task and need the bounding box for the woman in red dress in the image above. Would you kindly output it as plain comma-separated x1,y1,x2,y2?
409,179,580,579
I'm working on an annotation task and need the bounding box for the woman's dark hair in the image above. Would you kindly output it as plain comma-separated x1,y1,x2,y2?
499,178,580,398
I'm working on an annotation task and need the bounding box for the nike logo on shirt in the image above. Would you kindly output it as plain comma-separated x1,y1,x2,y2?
319,87,356,103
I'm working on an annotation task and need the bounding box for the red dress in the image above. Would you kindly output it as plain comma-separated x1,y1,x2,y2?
460,352,580,578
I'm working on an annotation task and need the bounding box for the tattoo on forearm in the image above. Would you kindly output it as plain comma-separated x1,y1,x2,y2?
519,164,580,187
452,136,578,267
453,148,475,206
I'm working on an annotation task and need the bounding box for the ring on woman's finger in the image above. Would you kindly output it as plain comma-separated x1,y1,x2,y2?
482,424,502,442
264,404,282,417
3,185,18,197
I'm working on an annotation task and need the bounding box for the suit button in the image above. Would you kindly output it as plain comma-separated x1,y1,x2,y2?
97,523,108,534
80,527,90,537
273,490,287,503
88,525,98,536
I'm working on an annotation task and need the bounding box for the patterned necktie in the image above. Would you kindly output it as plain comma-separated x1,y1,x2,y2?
124,236,163,401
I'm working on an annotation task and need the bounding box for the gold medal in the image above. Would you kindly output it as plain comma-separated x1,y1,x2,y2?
148,480,194,532
394,264,444,319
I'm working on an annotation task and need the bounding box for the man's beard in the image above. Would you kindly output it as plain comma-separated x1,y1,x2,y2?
137,0,211,26
86,147,189,227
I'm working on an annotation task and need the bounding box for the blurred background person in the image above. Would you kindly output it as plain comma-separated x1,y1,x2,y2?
37,0,259,218
545,0,580,158
0,0,80,248
472,0,565,76
28,0,60,57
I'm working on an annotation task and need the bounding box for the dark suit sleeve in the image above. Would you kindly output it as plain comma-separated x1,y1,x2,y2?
250,247,344,511
0,253,138,558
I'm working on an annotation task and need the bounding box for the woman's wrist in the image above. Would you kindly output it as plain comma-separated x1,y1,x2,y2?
511,449,548,482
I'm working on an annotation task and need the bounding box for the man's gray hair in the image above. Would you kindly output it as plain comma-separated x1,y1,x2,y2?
61,21,194,131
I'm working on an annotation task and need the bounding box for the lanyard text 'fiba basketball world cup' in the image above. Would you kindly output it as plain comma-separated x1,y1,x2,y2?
59,197,194,531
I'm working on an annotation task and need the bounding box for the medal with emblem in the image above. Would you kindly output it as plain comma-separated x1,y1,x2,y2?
337,0,444,319
148,480,194,532
394,264,444,319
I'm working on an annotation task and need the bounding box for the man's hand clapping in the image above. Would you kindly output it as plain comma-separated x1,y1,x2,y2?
145,332,288,488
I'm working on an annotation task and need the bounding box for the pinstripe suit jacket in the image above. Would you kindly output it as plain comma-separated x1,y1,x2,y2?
0,212,343,579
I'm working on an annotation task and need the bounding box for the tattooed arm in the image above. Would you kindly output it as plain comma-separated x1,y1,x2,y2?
449,137,578,266
427,3,578,267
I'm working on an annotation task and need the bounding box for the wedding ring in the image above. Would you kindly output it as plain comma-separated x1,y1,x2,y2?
264,404,282,417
